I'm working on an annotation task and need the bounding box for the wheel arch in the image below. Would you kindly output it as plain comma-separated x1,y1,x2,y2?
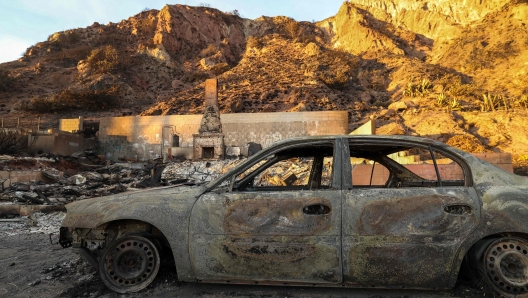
95,219,178,276
450,231,528,287
95,219,175,268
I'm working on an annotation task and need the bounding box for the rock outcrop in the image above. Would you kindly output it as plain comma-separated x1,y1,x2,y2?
345,0,509,40
319,3,406,56
432,0,528,95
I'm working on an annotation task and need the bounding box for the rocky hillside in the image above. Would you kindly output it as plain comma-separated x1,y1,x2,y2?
1,1,528,162
432,1,528,95
341,0,510,40
0,5,249,113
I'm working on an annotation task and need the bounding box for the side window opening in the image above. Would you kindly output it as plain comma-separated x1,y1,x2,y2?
385,147,439,187
321,156,334,187
254,157,314,187
351,158,390,187
236,155,274,182
431,149,466,186
232,144,334,191
349,144,466,188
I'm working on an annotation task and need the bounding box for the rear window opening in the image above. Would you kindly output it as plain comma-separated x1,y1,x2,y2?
349,143,466,188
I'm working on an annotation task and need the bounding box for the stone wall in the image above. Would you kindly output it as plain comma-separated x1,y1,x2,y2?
473,152,513,173
28,135,54,154
53,131,83,156
52,131,97,156
220,112,348,148
59,117,83,133
193,134,225,159
99,111,349,161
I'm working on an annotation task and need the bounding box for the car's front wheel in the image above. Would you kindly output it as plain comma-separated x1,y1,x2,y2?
480,237,528,297
99,233,161,293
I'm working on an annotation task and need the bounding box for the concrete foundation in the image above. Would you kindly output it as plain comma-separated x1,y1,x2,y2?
0,171,64,188
28,134,54,154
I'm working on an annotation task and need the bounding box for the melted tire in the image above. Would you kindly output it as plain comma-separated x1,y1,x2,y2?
98,234,161,293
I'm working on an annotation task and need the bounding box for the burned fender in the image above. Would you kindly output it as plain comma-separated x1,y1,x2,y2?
60,185,206,281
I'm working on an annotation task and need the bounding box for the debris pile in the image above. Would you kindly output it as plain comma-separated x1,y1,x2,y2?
249,157,333,187
256,158,313,186
1,152,246,207
1,157,158,205
161,159,244,183
0,211,66,236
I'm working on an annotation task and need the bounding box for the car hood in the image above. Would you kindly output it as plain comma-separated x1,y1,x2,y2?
61,185,206,228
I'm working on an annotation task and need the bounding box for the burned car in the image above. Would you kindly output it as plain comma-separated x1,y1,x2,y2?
60,135,528,297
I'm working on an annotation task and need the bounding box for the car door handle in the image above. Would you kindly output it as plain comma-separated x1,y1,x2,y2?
444,204,472,215
303,204,331,215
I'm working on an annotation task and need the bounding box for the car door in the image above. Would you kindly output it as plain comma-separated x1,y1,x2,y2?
189,140,343,284
342,139,481,288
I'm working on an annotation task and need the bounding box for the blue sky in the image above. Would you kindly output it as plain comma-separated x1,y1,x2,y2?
0,0,344,63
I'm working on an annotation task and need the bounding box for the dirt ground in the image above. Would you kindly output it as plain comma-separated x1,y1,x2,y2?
0,213,492,298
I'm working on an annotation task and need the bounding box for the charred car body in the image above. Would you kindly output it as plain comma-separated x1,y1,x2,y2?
60,135,528,297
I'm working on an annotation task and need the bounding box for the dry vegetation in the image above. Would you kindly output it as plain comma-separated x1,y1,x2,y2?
320,50,359,90
246,36,263,49
0,130,32,155
86,46,120,74
22,86,122,113
0,68,14,92
513,154,528,176
43,46,92,66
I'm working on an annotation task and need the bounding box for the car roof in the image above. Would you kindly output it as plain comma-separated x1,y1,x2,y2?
260,134,448,150
272,134,439,143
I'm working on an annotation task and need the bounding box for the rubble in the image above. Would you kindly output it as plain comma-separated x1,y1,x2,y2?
0,211,65,236
0,151,248,208
161,159,243,183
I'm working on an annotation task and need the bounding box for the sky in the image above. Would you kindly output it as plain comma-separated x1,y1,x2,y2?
0,0,344,63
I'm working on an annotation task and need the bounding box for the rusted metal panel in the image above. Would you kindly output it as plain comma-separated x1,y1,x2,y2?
189,191,342,283
448,152,528,286
223,197,333,235
342,187,480,288
61,213,106,228
345,241,453,288
357,194,478,236
61,185,206,282
191,235,340,282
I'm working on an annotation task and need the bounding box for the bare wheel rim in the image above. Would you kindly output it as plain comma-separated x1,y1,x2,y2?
484,238,528,295
101,235,160,292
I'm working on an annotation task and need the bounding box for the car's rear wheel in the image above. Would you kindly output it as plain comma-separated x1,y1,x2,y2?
99,234,161,293
480,237,528,297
